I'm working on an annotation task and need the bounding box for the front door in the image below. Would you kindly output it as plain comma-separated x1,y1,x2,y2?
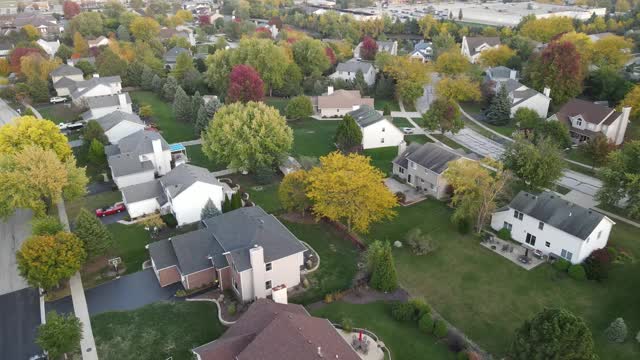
408,174,412,184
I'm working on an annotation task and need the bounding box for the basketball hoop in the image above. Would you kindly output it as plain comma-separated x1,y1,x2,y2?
108,257,122,278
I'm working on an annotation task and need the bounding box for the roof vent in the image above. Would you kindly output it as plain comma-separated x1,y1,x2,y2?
168,237,172,242
569,212,572,217
318,346,323,358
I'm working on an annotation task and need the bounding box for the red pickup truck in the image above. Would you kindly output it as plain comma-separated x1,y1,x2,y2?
95,202,126,217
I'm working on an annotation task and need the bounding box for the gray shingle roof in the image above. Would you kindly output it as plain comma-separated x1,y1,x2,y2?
93,111,143,131
335,60,373,74
465,36,501,56
121,179,166,204
507,191,608,240
348,105,385,127
115,130,169,155
85,93,131,109
171,229,215,274
486,66,517,80
107,153,154,177
160,164,224,198
394,142,461,174
148,238,179,270
51,64,82,77
164,47,189,62
71,76,122,99
53,76,77,89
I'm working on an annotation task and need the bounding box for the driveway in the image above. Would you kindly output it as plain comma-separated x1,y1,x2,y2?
99,210,129,225
416,73,440,114
0,209,33,296
87,181,115,196
0,98,20,126
446,128,505,159
46,269,183,316
0,287,43,360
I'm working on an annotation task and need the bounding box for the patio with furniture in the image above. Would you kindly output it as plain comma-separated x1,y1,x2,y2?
337,329,385,360
384,178,426,205
480,234,546,270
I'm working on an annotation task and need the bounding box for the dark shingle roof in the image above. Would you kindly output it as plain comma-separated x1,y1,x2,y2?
170,229,215,274
148,238,179,270
465,36,501,56
116,130,169,155
160,164,223,198
93,111,143,131
51,64,82,77
53,76,77,89
348,105,385,127
121,179,165,204
107,153,154,177
335,60,373,74
85,93,131,109
507,191,609,240
554,99,619,125
394,142,461,174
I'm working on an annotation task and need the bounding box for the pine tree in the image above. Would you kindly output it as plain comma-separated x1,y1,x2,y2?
195,99,221,136
221,195,232,213
334,114,363,151
87,139,105,165
458,9,463,20
151,74,164,94
116,24,131,41
354,70,368,95
191,91,204,123
369,242,398,292
201,198,221,219
163,76,178,102
141,66,154,90
230,192,243,210
485,85,511,126
173,86,191,122
73,208,114,260
125,61,144,87
605,318,628,343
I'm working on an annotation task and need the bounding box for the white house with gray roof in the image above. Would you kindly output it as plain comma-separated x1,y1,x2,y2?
392,142,466,199
50,64,84,96
348,105,404,149
93,111,145,144
147,206,307,301
121,163,232,225
71,75,122,103
485,67,551,118
491,191,615,264
82,93,132,120
106,130,172,188
329,60,376,86
461,36,501,63
354,40,397,58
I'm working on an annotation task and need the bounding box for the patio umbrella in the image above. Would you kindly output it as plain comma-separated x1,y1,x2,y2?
359,330,363,341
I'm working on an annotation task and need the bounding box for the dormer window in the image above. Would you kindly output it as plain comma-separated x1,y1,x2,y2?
576,118,582,126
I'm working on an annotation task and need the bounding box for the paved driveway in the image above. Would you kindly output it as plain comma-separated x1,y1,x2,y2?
0,98,19,126
0,209,33,296
0,287,43,360
446,128,505,159
46,269,183,316
416,73,440,114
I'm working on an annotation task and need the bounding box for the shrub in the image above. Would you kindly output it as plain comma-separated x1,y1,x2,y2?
607,246,619,261
254,165,275,185
383,103,391,116
568,264,586,280
31,216,64,236
391,301,414,322
160,214,178,228
457,351,470,360
455,217,471,234
496,228,512,240
324,293,334,304
395,191,406,203
418,314,434,333
341,318,354,332
584,248,612,281
553,258,571,272
175,289,187,297
227,302,237,316
434,319,448,338
406,228,436,256
605,318,627,343
408,298,431,320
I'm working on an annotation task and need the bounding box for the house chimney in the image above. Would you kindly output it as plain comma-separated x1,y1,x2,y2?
317,347,323,358
151,138,164,175
92,73,99,78
614,106,632,145
398,140,407,156
118,93,127,108
543,87,551,98
510,69,517,80
327,86,334,95
249,245,266,299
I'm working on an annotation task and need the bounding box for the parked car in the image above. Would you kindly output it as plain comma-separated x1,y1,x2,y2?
402,127,415,134
49,96,67,104
58,122,84,131
95,202,126,217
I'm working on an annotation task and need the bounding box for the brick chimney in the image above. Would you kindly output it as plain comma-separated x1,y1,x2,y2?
543,87,551,98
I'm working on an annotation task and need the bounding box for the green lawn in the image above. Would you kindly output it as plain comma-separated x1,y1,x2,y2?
264,97,289,116
405,134,432,145
392,117,412,128
365,199,640,359
130,91,195,143
73,144,109,182
565,160,601,179
106,223,152,274
312,302,454,360
374,98,400,112
460,102,516,137
91,301,225,360
37,104,82,124
186,144,227,171
363,146,398,177
65,191,122,221
286,220,360,305
247,182,281,214
290,118,340,158
565,148,597,167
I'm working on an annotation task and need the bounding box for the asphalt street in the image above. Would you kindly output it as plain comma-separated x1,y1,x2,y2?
0,98,19,126
0,209,33,296
0,287,43,360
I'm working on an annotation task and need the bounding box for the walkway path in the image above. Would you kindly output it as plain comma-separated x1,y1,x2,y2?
182,139,203,146
458,104,513,143
416,73,440,114
57,200,99,360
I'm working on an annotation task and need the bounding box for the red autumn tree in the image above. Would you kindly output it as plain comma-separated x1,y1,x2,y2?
9,48,41,73
63,1,80,19
325,46,336,65
255,27,272,39
360,36,378,60
528,41,584,105
227,64,264,103
198,15,211,25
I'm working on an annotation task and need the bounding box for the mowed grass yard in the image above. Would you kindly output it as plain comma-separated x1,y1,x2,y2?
185,144,227,172
130,91,195,143
289,118,340,158
92,301,225,360
366,199,640,359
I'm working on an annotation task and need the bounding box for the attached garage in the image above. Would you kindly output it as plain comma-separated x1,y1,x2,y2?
121,180,166,219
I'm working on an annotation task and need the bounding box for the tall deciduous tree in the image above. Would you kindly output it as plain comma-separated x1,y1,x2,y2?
485,85,511,126
73,32,89,56
129,16,160,42
422,98,463,134
37,311,83,360
502,136,563,190
519,16,574,43
527,41,584,105
384,56,431,105
227,64,264,103
444,158,511,233
334,114,363,151
83,120,107,144
596,141,640,218
201,102,292,172
16,232,86,289
620,85,640,122
435,76,481,103
63,1,81,19
284,96,313,120
292,38,331,76
479,45,516,67
510,308,596,360
96,48,127,78
0,116,71,160
592,35,632,71
172,52,195,81
360,36,378,60
435,49,470,76
69,12,104,36
279,170,311,215
306,152,397,233
20,54,61,82
74,209,113,259
581,134,615,168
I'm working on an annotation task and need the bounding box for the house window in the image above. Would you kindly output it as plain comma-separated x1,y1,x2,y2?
576,119,582,126
597,231,602,239
525,233,536,246
513,210,523,220
265,262,272,271
233,280,238,290
503,222,512,230
399,167,405,174
265,280,272,290
382,127,385,132
381,138,385,143
561,249,573,261
545,241,550,247
538,222,544,230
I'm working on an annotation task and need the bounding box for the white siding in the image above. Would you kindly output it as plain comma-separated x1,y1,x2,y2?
170,182,225,226
112,169,155,188
105,121,146,144
139,150,172,176
511,95,551,118
239,269,254,302
329,68,376,86
51,73,83,84
125,198,161,218
88,103,133,119
361,118,404,149
78,84,114,99
262,252,304,297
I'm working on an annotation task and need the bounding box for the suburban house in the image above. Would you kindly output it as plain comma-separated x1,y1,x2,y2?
392,142,465,200
50,64,84,96
461,36,501,63
354,39,398,58
82,93,132,119
164,47,191,69
409,40,434,62
88,35,110,49
312,86,374,118
548,99,632,145
192,299,361,360
488,76,551,118
348,105,404,149
13,13,62,37
93,111,146,144
35,39,59,58
147,206,307,301
0,42,13,57
159,27,196,46
67,56,95,66
106,130,172,188
70,75,123,103
121,163,232,225
329,60,376,86
491,191,615,264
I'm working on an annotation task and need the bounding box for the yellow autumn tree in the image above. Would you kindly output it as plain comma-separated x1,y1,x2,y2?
592,35,633,70
73,31,89,56
278,170,311,215
384,56,432,104
435,49,469,76
130,16,161,42
22,24,40,40
558,31,593,69
519,16,574,42
306,152,396,233
20,54,61,82
436,76,481,102
0,116,71,160
479,45,516,67
620,85,640,121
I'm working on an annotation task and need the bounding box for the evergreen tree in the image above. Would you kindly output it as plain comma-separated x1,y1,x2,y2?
221,195,232,213
458,9,463,20
27,77,49,103
116,24,131,41
191,91,204,123
173,86,191,122
74,208,113,259
151,74,164,94
87,139,105,165
195,99,221,136
230,192,243,210
485,85,511,125
354,69,368,95
334,114,363,151
369,242,398,292
141,66,154,90
605,318,628,343
201,198,221,219
82,120,107,144
125,61,144,87
162,76,179,101
375,74,395,99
